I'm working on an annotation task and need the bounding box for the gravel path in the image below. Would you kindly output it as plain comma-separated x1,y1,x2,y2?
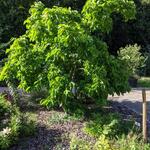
108,88,150,121
0,87,8,93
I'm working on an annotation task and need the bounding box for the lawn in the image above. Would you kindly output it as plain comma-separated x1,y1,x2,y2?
138,77,150,88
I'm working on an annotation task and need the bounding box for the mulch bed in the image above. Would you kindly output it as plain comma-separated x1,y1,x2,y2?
10,110,84,150
9,100,148,150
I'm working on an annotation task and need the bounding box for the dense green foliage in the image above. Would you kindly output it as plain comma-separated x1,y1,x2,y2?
118,44,145,75
70,134,150,150
0,94,36,149
0,0,86,69
138,77,150,87
0,94,11,116
82,0,135,33
0,1,136,112
0,0,150,76
83,113,135,139
0,0,86,44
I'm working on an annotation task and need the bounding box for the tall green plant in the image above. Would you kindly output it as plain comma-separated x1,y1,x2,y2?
0,1,136,112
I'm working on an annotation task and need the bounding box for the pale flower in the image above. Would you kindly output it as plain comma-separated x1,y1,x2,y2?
0,127,11,137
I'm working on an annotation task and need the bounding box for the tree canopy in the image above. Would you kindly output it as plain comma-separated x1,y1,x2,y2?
0,0,136,112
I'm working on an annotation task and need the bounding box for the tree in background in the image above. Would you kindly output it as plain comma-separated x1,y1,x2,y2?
0,0,136,112
0,0,34,64
107,0,150,54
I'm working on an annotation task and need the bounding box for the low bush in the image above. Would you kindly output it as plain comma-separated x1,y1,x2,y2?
70,134,92,150
19,113,36,137
0,106,20,149
70,110,149,150
114,134,150,150
83,112,135,139
0,94,11,117
138,77,150,88
70,133,150,150
118,44,145,76
0,94,36,149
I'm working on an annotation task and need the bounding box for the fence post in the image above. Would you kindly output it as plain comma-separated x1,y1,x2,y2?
142,89,147,142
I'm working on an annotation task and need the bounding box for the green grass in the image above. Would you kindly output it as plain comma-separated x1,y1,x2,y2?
138,77,150,88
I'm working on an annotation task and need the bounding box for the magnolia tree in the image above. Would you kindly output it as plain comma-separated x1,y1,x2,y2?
0,0,136,112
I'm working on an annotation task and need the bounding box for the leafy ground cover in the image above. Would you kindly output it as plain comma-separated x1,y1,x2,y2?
0,94,36,149
138,77,150,88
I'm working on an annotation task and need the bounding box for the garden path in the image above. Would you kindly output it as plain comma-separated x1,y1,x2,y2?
108,88,150,121
0,87,7,92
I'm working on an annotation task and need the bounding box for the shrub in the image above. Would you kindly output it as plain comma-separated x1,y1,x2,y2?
118,44,145,76
70,134,92,150
19,113,36,137
70,134,114,150
144,52,150,76
138,77,150,88
114,134,150,150
70,133,150,150
0,95,36,149
0,129,12,150
0,1,136,112
93,135,115,150
0,94,11,116
0,106,20,149
83,112,135,139
70,111,146,150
